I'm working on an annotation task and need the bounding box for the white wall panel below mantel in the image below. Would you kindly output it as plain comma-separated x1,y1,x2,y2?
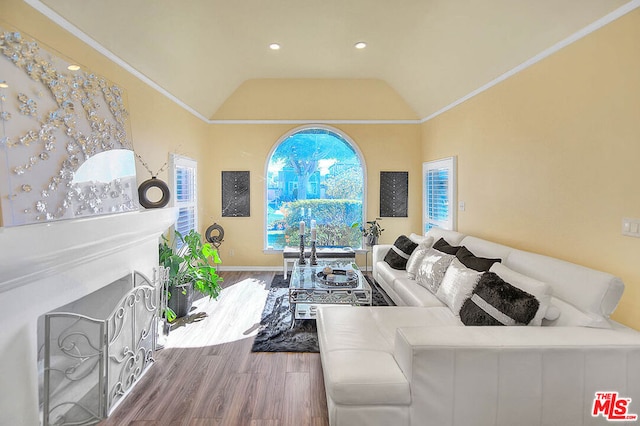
0,207,176,426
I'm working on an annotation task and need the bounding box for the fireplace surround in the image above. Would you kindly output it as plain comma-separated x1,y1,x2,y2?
0,207,176,426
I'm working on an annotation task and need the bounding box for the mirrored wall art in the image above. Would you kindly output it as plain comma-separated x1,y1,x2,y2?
380,171,408,217
0,26,138,227
222,171,250,217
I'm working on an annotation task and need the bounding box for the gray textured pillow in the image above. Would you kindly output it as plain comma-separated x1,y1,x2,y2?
415,248,455,293
406,237,434,279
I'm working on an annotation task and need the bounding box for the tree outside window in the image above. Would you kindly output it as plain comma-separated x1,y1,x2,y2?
266,127,365,249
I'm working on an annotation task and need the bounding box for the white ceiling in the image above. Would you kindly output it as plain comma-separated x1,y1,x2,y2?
32,0,632,121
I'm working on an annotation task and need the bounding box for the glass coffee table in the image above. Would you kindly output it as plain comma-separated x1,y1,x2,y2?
289,260,372,321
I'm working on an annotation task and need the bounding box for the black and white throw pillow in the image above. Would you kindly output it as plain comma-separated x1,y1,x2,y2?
459,272,540,326
455,246,501,272
384,235,418,270
432,238,462,255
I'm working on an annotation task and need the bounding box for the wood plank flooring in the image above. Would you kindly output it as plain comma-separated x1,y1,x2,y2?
99,271,329,426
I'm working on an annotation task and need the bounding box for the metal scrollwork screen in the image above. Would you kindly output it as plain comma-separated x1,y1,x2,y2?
44,313,105,425
105,272,157,412
43,271,158,425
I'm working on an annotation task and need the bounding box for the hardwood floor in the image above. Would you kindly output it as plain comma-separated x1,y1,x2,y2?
99,271,329,426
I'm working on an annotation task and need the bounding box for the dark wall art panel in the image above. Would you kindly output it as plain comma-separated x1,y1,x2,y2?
380,171,408,217
222,171,250,217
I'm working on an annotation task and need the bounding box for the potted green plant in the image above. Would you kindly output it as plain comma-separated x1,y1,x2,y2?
159,229,223,322
352,220,384,246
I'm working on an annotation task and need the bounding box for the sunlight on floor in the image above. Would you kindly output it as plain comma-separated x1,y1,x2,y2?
163,277,271,349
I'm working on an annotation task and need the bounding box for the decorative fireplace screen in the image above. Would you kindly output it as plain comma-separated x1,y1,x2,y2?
41,270,163,425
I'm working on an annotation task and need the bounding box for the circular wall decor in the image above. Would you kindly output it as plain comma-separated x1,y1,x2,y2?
205,223,225,247
138,177,170,208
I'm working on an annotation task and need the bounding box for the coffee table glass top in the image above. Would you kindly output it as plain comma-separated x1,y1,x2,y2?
289,260,372,319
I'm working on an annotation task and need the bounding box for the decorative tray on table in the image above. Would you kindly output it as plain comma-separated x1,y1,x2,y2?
316,268,358,288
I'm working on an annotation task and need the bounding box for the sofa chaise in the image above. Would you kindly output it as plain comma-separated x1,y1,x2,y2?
316,228,640,426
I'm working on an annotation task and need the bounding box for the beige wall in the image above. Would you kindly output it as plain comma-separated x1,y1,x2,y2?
422,9,640,329
212,78,418,120
204,122,422,267
205,79,422,268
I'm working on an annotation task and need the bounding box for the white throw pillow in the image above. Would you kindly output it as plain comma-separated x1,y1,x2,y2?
415,248,455,293
409,233,432,246
542,297,612,328
436,259,482,315
489,263,552,326
406,237,434,279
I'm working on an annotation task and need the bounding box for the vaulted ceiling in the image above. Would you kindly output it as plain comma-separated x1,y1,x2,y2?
32,0,630,121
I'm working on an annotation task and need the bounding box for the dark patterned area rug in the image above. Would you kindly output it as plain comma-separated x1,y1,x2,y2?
251,274,394,353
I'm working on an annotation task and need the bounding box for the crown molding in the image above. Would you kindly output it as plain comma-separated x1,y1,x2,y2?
26,0,640,126
208,119,420,125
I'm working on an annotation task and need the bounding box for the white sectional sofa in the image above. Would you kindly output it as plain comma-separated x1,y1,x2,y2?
316,228,640,426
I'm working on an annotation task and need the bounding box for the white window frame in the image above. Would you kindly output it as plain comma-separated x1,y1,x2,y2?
169,154,198,240
423,156,457,232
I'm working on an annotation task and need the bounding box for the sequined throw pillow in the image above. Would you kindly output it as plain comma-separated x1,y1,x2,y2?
406,238,434,279
415,248,455,293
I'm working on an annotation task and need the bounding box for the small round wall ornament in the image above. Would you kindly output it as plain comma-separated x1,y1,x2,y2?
205,223,225,248
135,152,170,209
138,176,170,209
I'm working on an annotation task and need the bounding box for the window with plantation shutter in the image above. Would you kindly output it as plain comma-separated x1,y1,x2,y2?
170,155,198,248
423,157,456,232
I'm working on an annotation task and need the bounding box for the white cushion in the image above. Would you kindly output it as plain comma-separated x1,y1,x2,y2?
406,238,433,279
317,306,392,352
505,249,624,318
425,228,466,246
370,306,460,345
377,262,403,291
544,304,561,321
542,297,612,329
415,249,455,293
408,233,431,245
324,350,411,405
393,279,447,307
436,259,482,315
459,236,513,262
489,263,551,326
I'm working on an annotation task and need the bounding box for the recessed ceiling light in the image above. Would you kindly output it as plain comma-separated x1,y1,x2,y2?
0,81,8,88
354,42,367,49
269,43,281,50
67,64,81,71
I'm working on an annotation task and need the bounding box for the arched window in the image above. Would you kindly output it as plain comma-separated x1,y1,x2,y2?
265,126,365,250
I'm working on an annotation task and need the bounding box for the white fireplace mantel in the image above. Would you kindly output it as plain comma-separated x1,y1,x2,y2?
0,208,177,293
0,208,176,426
